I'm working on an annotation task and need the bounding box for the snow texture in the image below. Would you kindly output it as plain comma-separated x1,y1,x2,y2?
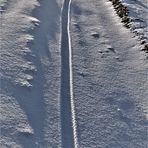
1,0,63,147
71,0,148,147
0,0,148,147
121,0,148,42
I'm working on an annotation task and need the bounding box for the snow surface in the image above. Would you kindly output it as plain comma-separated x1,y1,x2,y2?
1,0,63,147
0,0,148,148
121,0,148,42
71,0,148,147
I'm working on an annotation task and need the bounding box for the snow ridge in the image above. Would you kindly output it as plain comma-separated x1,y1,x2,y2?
60,0,78,147
68,0,78,147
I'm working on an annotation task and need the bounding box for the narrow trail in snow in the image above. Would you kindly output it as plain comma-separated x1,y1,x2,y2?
60,0,78,147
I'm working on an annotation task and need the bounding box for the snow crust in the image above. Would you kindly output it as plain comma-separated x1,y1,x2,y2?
121,0,148,42
0,0,147,147
71,0,148,147
1,0,63,147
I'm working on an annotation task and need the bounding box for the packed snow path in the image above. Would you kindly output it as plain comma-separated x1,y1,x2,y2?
60,0,78,147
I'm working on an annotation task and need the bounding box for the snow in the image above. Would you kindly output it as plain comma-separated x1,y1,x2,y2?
71,0,148,147
1,0,63,147
0,0,148,147
121,0,148,41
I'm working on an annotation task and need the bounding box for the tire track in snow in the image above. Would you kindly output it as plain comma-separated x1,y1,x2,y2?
60,0,78,147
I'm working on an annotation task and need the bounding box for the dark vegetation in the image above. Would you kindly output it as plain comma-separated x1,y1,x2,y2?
109,0,148,53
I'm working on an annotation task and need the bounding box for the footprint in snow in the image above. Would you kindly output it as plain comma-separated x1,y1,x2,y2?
107,47,116,53
91,32,100,38
78,72,85,77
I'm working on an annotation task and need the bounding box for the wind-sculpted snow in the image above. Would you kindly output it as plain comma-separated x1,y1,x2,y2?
1,0,148,147
0,0,63,147
109,0,148,52
121,0,148,41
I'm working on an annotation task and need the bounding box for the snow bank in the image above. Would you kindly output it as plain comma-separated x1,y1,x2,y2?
109,0,148,52
121,0,148,38
0,0,63,147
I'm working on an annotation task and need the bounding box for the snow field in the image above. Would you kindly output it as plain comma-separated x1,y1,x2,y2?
71,0,148,147
0,0,147,147
1,0,63,147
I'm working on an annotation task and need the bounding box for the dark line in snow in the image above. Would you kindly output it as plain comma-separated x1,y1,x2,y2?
60,0,78,147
